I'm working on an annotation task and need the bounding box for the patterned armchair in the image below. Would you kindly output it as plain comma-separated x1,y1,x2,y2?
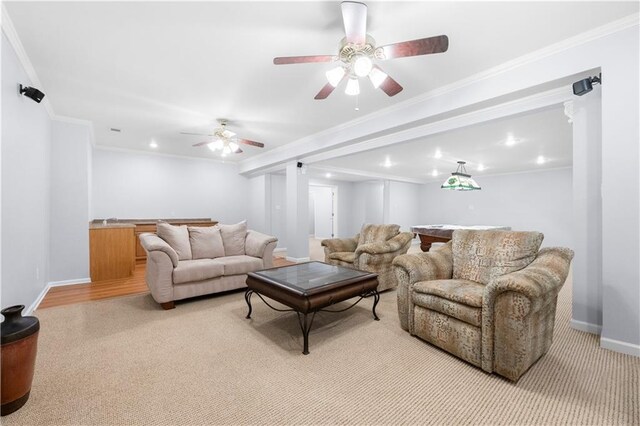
321,224,414,291
393,230,574,381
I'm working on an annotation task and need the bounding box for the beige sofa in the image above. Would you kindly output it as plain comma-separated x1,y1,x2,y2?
393,230,573,381
140,221,277,309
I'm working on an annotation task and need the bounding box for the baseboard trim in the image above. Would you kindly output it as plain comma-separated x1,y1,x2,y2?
24,277,92,315
25,284,50,315
570,319,602,335
286,256,311,263
49,277,91,287
273,248,286,253
600,337,640,357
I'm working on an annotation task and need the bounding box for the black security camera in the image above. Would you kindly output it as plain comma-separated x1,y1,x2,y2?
19,84,45,103
297,162,303,168
572,74,601,96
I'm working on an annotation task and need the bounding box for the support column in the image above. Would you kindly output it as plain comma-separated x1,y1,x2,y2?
570,94,603,335
285,162,309,262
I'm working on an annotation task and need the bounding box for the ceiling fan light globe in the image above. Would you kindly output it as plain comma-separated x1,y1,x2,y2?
207,143,217,151
368,67,387,88
326,66,346,87
353,55,372,77
345,78,360,96
222,146,232,155
229,142,239,152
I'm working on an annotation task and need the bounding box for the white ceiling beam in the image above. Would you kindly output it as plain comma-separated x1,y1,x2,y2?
306,165,427,185
300,87,573,165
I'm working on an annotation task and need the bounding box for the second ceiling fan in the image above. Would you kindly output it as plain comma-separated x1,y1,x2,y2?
273,1,449,100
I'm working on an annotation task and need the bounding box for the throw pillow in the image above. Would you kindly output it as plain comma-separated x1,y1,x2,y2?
219,220,248,256
358,224,400,245
452,230,544,285
188,226,225,260
157,223,192,261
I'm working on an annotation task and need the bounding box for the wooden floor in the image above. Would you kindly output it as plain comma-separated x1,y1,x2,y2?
38,256,294,310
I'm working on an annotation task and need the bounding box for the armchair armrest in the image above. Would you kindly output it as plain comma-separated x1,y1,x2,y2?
321,235,359,254
392,241,453,285
245,230,278,259
481,247,574,376
392,242,453,331
355,232,414,255
139,233,178,267
483,247,574,316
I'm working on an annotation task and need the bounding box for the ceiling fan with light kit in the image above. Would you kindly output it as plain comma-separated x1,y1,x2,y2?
181,119,265,156
273,1,449,99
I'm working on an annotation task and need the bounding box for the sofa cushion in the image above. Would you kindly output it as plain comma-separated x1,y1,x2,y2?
413,279,484,308
173,259,224,284
157,223,192,261
188,226,225,260
219,221,248,256
452,230,543,285
358,224,400,245
412,292,482,327
328,251,356,264
218,255,263,276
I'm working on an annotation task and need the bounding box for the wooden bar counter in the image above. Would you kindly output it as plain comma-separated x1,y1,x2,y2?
89,223,136,282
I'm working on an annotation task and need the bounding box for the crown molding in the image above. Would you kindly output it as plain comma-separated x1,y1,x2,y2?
1,4,55,118
240,13,639,175
93,144,234,166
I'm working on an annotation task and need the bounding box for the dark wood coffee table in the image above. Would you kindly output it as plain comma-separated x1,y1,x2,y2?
245,261,379,355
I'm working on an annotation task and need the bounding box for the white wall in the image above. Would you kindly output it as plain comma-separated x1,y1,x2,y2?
49,120,91,283
247,174,271,234
270,174,287,248
418,168,573,248
350,181,384,235
1,31,52,309
387,181,421,233
92,149,249,224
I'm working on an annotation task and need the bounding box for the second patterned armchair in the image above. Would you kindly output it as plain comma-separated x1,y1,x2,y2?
321,224,414,291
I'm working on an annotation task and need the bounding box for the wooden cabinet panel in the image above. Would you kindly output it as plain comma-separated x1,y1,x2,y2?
89,227,136,282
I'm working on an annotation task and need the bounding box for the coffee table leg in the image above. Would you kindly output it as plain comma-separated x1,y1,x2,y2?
372,290,380,321
245,289,253,319
296,312,316,355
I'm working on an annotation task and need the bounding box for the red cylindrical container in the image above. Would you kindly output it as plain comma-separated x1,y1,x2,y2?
1,305,39,416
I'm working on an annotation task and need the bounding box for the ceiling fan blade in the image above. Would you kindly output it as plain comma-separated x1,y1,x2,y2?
377,35,449,60
314,82,338,100
192,141,211,147
341,1,367,45
238,139,264,148
375,67,403,97
273,55,336,65
234,148,243,154
181,132,213,137
315,73,347,100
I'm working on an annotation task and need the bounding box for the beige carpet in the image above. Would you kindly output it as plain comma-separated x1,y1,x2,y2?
5,279,639,425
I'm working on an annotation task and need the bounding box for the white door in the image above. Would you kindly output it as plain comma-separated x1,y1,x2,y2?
313,187,334,239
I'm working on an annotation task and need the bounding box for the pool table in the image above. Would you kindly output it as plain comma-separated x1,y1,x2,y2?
411,224,511,252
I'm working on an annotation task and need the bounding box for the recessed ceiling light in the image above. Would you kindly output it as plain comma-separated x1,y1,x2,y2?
149,140,158,149
434,149,442,159
536,155,546,165
505,135,517,146
431,169,439,177
477,164,485,171
382,156,393,168
325,173,332,178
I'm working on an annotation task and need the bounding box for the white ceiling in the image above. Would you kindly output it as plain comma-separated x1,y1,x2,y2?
4,1,637,169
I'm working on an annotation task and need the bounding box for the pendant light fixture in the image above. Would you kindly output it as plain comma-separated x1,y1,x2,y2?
441,161,481,191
